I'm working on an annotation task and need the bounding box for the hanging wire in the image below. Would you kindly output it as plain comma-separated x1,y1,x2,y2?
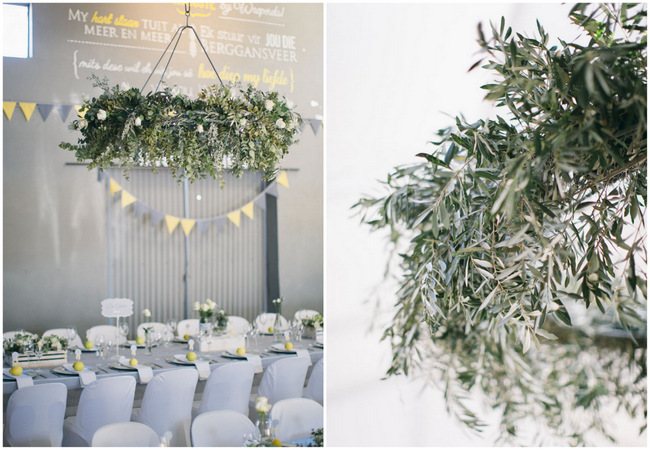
141,3,224,92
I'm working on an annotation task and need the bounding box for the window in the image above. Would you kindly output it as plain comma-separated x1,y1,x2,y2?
3,3,32,58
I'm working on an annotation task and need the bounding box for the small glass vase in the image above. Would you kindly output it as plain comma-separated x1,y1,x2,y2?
273,313,283,342
145,332,153,355
256,416,274,444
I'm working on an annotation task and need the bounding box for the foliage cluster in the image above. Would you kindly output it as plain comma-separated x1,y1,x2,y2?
3,333,69,353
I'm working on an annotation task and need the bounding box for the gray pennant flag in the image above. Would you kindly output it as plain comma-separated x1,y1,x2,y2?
149,209,164,226
197,219,211,235
97,170,109,182
308,119,322,135
37,103,54,121
213,217,225,233
298,121,307,134
58,104,74,122
267,183,279,198
254,194,267,211
134,201,150,218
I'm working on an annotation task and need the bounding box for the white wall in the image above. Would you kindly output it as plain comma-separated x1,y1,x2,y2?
326,2,645,446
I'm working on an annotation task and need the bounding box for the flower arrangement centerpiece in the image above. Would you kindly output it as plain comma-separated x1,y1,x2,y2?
194,299,218,323
60,76,302,184
3,333,69,368
271,297,284,342
141,308,154,353
301,314,323,330
245,396,281,447
213,307,228,334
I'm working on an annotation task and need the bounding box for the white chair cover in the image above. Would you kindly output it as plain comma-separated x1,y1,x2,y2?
294,309,320,321
3,330,35,340
269,398,323,441
257,356,310,404
254,313,289,332
85,325,125,345
133,368,199,447
136,322,169,338
227,315,251,334
303,358,324,405
62,376,136,446
43,328,84,348
91,422,160,447
4,382,67,447
191,410,258,447
177,319,200,338
193,362,255,419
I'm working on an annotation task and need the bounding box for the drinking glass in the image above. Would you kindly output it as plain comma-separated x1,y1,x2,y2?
24,342,35,375
34,342,43,374
96,334,105,360
67,327,78,348
119,322,129,342
105,339,114,361
167,319,177,336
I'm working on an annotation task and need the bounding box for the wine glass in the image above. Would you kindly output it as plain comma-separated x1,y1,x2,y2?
167,319,177,336
119,322,129,342
34,341,43,374
67,327,78,348
24,341,35,375
96,334,105,361
242,431,257,446
105,339,114,361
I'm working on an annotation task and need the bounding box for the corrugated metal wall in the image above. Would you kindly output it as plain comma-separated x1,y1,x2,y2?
104,168,267,332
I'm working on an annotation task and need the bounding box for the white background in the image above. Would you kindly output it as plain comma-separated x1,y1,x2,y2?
325,2,647,446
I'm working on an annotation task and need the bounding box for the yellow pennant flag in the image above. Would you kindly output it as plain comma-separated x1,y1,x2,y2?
121,191,136,208
3,102,16,120
241,202,254,220
109,179,123,196
75,105,86,117
165,215,180,234
180,219,196,236
276,171,290,188
18,103,37,121
227,210,241,227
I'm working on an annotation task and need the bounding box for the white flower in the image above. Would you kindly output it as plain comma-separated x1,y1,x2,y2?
197,124,204,133
194,301,201,311
143,308,151,318
82,93,89,102
275,119,286,129
97,109,107,121
201,304,210,312
255,396,271,414
120,82,131,91
78,119,88,129
68,123,77,131
135,117,142,127
287,100,294,109
265,100,274,111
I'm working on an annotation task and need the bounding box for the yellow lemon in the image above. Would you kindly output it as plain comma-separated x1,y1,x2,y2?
271,438,282,447
73,361,85,371
187,352,197,361
184,334,190,340
268,326,274,333
136,337,145,345
236,347,246,356
9,365,23,376
129,358,138,366
84,341,94,349
285,342,293,350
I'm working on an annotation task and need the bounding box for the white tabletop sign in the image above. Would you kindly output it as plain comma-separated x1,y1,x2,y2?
101,298,134,318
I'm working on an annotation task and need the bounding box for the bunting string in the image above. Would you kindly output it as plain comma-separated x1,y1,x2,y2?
100,171,290,237
3,100,323,134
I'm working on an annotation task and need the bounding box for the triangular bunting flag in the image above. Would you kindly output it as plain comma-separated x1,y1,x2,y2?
214,217,225,233
276,171,290,188
109,179,123,196
58,104,74,122
150,210,164,226
165,215,180,234
267,183,279,198
197,219,211,235
121,190,136,208
242,202,255,220
19,103,37,121
134,201,150,218
227,210,241,227
254,194,267,211
181,219,196,236
309,119,322,135
75,105,86,117
37,103,54,121
298,121,307,133
97,170,109,182
3,102,16,120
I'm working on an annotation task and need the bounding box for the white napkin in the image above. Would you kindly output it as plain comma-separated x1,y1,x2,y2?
118,357,153,384
295,349,312,365
4,368,34,389
193,360,211,380
63,364,97,387
245,354,263,373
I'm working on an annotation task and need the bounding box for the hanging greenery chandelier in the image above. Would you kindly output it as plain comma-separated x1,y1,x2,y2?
60,5,302,184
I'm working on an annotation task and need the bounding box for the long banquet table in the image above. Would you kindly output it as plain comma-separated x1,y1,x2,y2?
3,334,322,418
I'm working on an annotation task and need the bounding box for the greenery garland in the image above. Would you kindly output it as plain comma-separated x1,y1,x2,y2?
60,76,302,184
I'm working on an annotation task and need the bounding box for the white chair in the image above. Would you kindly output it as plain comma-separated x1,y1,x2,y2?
85,325,125,345
3,330,35,340
177,319,200,338
62,376,136,446
4,383,67,446
254,313,289,333
294,309,320,321
91,422,160,447
193,362,255,419
227,315,251,334
252,356,310,418
133,368,199,447
269,398,323,441
136,322,169,338
191,410,258,447
43,328,84,348
303,358,324,405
